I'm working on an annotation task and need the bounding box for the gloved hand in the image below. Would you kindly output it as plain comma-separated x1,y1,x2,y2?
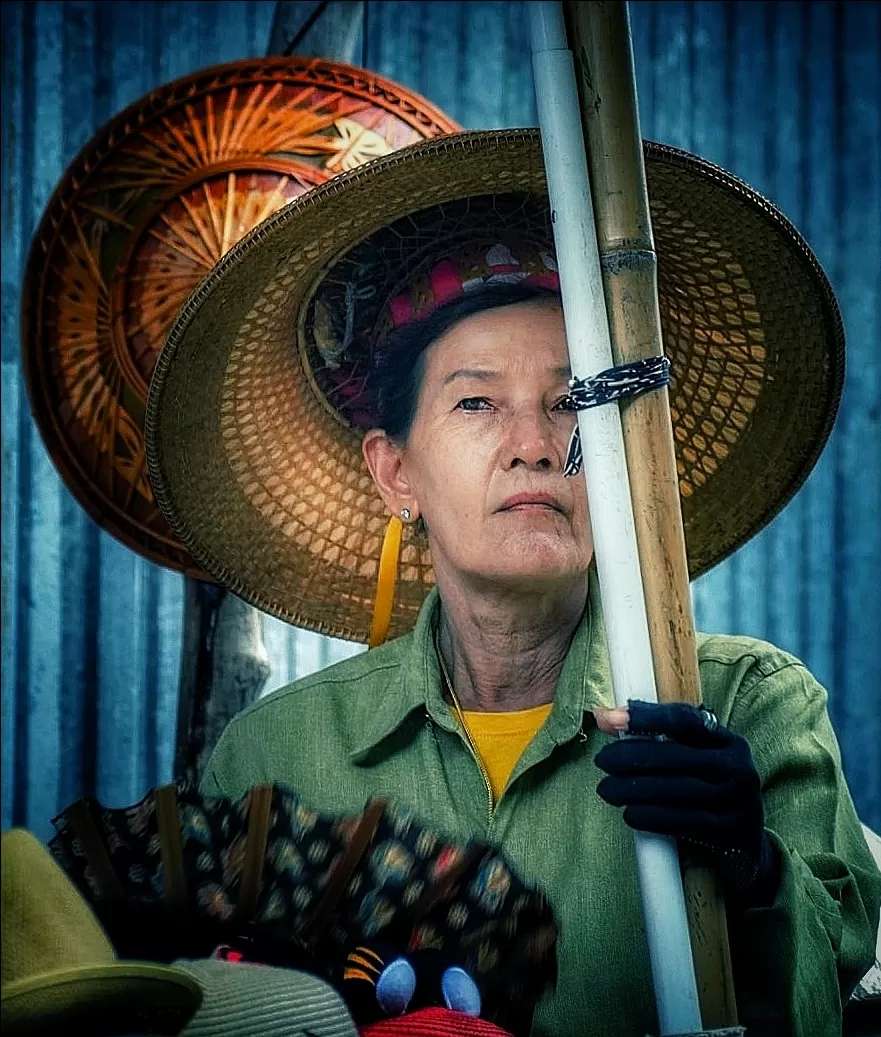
594,700,780,907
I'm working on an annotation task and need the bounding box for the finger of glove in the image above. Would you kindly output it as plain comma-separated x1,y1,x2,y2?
619,804,733,842
594,738,739,783
627,700,731,748
597,774,743,810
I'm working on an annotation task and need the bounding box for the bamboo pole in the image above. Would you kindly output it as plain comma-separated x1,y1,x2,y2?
562,1,739,1027
529,6,702,1033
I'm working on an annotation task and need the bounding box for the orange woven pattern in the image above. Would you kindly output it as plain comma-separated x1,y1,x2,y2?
22,57,459,575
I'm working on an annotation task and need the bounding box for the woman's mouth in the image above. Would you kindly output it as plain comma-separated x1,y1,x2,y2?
499,493,563,512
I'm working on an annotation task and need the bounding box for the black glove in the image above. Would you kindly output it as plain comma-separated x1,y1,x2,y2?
594,700,780,906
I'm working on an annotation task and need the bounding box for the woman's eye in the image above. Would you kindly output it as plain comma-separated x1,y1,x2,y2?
456,397,492,412
553,395,577,413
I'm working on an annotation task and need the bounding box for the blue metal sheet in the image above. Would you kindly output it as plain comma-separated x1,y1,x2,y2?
1,1,878,842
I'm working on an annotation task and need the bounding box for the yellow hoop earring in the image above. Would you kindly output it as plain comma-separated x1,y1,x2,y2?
368,515,403,648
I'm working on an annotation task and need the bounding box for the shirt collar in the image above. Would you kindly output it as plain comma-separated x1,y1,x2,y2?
350,565,615,762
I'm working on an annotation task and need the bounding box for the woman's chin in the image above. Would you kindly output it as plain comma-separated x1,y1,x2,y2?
467,544,591,590
431,526,592,591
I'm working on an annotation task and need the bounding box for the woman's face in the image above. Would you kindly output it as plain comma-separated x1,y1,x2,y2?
368,298,594,593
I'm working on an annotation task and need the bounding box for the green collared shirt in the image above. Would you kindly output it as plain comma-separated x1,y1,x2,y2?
202,577,880,1036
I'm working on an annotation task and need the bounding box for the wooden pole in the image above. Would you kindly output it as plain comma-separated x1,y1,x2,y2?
562,1,739,1026
176,581,270,783
175,0,366,784
268,1,364,59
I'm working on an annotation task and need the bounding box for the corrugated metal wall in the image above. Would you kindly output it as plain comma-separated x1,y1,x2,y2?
2,1,879,842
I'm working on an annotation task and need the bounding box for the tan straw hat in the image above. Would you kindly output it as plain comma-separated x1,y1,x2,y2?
145,131,844,644
21,57,458,577
1,828,201,1036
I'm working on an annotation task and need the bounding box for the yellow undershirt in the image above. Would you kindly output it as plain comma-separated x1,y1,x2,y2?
455,703,554,802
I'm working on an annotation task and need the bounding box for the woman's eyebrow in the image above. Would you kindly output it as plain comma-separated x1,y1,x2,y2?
442,368,498,387
442,365,571,387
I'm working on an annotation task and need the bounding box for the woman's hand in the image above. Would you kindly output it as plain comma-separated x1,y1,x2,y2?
594,700,780,907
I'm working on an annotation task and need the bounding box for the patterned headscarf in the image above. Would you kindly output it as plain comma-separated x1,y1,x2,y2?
386,242,560,329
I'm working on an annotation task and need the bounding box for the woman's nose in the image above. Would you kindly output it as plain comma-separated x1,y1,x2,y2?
505,409,560,471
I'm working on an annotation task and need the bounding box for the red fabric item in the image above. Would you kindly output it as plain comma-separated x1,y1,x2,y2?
359,1007,515,1037
428,260,464,308
386,245,561,331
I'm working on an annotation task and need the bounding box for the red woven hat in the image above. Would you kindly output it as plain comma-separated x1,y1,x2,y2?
21,57,458,576
360,1007,514,1037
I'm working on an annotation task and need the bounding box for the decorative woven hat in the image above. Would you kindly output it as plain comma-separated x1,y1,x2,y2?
21,57,458,576
1,828,201,1036
145,130,844,643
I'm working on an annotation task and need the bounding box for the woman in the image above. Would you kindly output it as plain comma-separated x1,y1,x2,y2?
145,132,880,1036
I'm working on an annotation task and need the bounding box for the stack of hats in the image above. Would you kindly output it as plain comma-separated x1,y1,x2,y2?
1,828,516,1037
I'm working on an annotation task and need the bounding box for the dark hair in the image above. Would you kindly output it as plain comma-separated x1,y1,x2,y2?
369,282,560,440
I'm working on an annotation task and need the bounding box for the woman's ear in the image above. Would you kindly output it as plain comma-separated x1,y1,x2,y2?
362,430,418,519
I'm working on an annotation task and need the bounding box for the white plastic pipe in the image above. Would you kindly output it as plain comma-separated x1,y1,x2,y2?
529,4,703,1034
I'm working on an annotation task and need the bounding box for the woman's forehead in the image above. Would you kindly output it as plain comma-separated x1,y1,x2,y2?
425,300,570,379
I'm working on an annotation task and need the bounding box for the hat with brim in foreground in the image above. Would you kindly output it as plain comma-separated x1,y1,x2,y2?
145,130,844,644
1,828,201,1037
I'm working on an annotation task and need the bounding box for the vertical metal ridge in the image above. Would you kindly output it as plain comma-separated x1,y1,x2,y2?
11,0,36,829
143,563,161,789
763,0,781,652
796,1,814,672
830,0,848,738
81,521,101,799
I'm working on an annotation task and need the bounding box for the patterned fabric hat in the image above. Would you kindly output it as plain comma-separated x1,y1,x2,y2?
145,131,844,643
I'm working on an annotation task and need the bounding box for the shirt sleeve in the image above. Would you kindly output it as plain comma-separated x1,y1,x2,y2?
197,716,265,800
719,658,881,1037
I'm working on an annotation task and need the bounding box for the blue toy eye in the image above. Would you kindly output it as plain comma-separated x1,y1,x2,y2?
375,957,416,1016
441,965,482,1016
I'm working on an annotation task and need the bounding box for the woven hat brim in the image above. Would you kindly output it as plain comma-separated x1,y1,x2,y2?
1,962,202,1036
173,958,358,1037
145,130,844,644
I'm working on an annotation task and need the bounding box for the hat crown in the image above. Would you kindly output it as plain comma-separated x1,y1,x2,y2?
1,829,115,989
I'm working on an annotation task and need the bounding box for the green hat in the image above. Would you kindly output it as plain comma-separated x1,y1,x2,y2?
1,828,202,1037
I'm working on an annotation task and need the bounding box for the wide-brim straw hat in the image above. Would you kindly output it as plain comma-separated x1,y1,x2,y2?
1,828,201,1037
145,130,844,644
